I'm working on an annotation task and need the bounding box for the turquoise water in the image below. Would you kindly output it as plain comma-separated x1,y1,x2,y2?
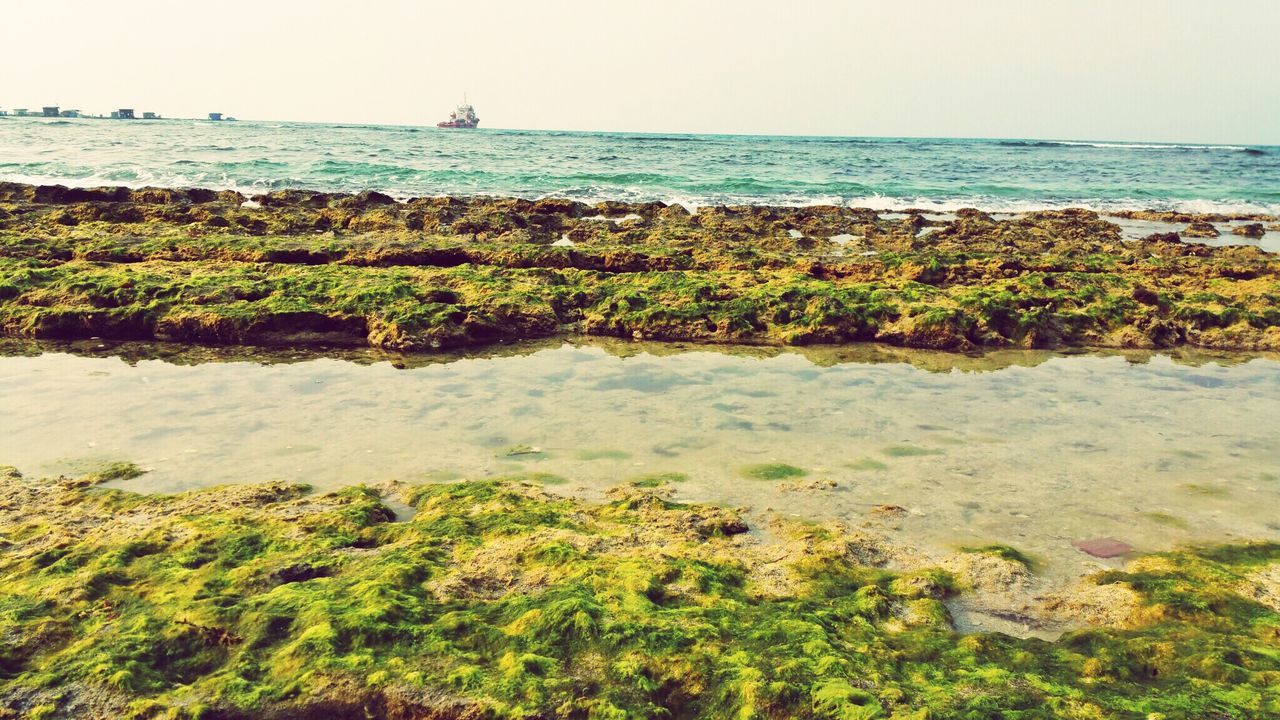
2,117,1277,212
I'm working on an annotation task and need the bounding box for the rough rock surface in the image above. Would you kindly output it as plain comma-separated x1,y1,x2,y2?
1233,222,1266,239
1181,221,1220,238
1040,580,1145,627
1241,564,1280,612
1,181,1280,354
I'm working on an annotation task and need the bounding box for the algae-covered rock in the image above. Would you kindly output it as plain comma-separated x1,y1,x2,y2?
1232,222,1266,239
0,468,1278,718
1182,221,1221,238
739,462,806,480
1,182,1279,353
942,546,1033,593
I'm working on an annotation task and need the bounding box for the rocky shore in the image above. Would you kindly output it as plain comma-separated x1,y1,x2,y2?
2,182,1279,353
1,464,1277,719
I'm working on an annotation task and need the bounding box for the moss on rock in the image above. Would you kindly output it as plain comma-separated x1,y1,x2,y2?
0,182,1278,353
0,467,1277,718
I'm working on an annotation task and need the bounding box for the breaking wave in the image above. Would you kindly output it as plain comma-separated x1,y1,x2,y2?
1,119,1276,214
839,195,1280,216
999,139,1265,153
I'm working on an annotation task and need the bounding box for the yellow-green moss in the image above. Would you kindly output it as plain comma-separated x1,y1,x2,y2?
2,183,1279,354
0,467,1277,719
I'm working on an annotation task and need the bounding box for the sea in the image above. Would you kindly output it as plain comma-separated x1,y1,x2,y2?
1,117,1277,214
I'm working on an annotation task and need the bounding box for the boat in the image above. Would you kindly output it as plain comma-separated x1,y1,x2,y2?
437,98,479,129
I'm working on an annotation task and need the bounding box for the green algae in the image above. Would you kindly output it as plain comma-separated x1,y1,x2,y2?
81,460,147,483
738,463,807,481
1144,512,1193,529
880,444,944,458
845,458,889,471
501,444,543,458
0,467,1278,718
2,183,1280,354
574,449,630,461
1182,483,1230,497
627,472,688,488
498,471,567,486
959,544,1037,570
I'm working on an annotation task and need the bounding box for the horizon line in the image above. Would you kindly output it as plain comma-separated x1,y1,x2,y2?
2,114,1275,149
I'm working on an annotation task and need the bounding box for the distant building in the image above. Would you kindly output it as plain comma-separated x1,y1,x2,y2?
142,111,159,120
0,109,8,117
208,112,223,121
14,109,29,117
42,106,59,117
60,109,81,118
117,108,135,120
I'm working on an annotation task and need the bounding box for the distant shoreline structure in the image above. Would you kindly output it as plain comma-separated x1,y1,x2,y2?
0,106,236,121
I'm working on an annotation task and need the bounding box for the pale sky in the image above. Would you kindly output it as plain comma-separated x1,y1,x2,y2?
3,0,1277,144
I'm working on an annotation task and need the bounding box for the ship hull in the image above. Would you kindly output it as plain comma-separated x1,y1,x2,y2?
436,121,479,129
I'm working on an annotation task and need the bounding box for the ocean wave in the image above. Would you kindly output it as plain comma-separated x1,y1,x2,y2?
3,165,1276,216
999,139,1263,153
543,171,681,185
614,135,699,143
839,195,1280,215
0,169,313,198
2,123,1275,214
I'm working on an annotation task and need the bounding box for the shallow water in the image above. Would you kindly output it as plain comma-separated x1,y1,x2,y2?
2,339,1278,585
1107,215,1280,253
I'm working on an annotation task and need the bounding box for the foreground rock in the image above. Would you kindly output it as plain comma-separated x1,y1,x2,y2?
0,464,1277,719
1,182,1280,352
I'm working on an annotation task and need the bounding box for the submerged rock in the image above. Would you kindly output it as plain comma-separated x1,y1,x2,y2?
870,504,909,518
1182,221,1220,238
1232,222,1266,239
1072,537,1134,558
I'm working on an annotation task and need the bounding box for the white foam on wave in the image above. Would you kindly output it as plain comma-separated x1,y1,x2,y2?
583,214,642,223
557,187,1279,217
3,173,1275,218
840,195,1280,216
1047,140,1253,152
0,170,284,199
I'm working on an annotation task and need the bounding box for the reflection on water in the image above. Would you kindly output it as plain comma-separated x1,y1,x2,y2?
2,338,1278,583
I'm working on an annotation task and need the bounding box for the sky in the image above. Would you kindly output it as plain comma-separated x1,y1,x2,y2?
3,0,1278,144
